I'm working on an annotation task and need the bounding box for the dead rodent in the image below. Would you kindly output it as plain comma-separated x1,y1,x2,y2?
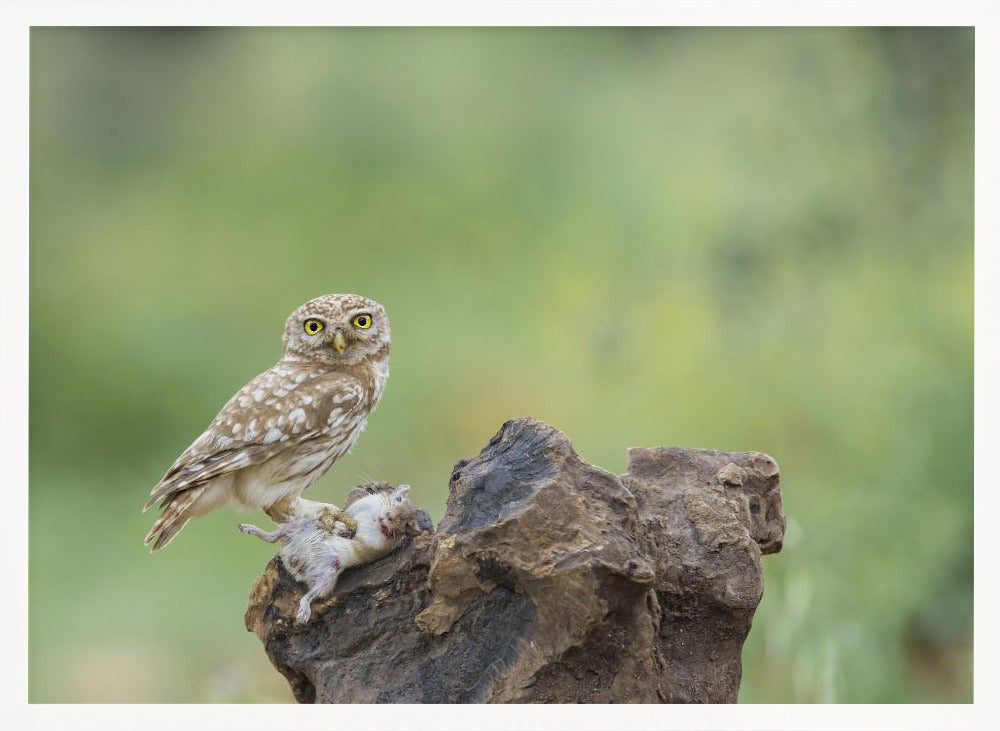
239,483,417,623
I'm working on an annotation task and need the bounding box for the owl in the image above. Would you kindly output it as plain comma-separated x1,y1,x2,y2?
143,293,391,551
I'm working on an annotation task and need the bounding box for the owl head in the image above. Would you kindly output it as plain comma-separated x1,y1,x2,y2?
281,293,391,365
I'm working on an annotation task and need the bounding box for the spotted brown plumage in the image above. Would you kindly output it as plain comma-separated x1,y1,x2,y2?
143,294,391,551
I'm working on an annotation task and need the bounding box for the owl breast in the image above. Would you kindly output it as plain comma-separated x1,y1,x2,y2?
221,349,388,512
229,410,369,511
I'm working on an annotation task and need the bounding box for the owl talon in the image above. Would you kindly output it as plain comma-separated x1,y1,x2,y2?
334,511,357,537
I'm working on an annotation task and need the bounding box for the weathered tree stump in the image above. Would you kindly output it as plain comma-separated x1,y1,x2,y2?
245,417,785,703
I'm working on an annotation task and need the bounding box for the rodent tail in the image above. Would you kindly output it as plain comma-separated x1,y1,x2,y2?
144,486,204,552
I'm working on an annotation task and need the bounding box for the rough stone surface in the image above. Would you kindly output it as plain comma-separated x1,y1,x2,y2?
245,417,785,703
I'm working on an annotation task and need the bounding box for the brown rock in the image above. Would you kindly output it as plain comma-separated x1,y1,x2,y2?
245,417,785,703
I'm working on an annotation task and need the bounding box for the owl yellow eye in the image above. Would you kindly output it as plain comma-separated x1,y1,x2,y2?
352,314,372,329
303,319,324,335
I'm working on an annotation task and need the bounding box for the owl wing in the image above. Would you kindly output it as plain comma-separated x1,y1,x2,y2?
143,367,366,511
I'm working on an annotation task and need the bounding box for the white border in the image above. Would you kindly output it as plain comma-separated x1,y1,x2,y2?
3,0,994,27
2,2,995,730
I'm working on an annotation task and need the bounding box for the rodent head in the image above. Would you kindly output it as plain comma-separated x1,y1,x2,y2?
382,484,417,535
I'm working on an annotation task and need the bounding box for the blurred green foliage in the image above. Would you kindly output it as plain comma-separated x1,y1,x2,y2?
29,27,972,703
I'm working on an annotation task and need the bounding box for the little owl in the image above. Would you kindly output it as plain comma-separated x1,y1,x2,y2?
143,293,391,551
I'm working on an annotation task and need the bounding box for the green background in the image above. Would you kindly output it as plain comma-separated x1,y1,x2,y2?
29,27,973,703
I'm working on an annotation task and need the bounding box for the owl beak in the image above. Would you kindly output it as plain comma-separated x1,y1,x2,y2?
332,330,348,354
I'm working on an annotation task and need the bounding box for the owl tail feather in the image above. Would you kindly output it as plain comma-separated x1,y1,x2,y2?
144,487,204,552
